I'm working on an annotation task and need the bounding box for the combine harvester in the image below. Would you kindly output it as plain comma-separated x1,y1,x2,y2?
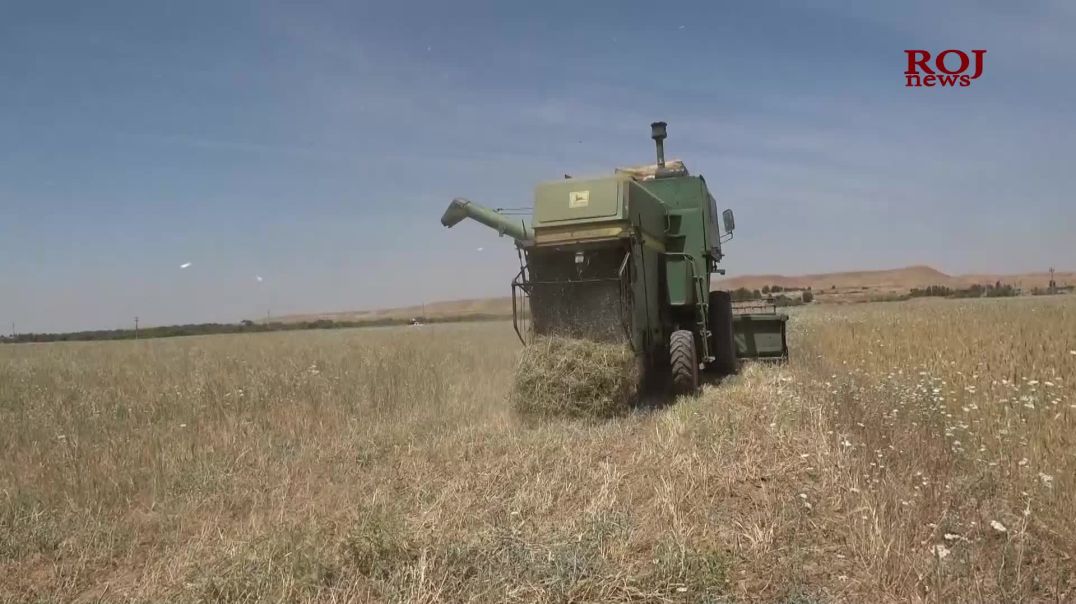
441,122,788,395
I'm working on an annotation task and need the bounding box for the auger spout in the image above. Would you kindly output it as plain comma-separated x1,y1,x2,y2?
440,197,533,243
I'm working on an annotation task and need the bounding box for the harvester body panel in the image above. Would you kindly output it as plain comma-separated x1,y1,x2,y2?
526,175,670,354
533,176,625,224
637,176,721,310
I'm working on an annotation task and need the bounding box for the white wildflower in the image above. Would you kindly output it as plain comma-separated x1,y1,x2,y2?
934,544,951,559
944,533,960,541
1039,473,1054,488
990,520,1007,533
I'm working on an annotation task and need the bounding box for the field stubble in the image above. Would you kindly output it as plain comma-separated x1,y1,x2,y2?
1,297,1074,602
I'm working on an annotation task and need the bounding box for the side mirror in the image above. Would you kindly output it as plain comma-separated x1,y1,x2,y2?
722,208,736,233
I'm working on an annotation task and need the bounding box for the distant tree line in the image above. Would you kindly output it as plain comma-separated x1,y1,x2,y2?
909,281,1019,299
729,287,812,306
0,314,510,344
730,287,765,302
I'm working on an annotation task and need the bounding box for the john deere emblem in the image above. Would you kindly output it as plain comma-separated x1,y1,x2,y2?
569,190,590,208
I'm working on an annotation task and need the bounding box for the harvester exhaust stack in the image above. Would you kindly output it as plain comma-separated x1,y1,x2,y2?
650,121,667,169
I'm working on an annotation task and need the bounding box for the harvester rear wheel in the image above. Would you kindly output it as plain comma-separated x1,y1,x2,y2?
708,290,738,375
670,330,699,396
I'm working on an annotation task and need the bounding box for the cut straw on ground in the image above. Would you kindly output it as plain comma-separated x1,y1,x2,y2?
511,335,638,419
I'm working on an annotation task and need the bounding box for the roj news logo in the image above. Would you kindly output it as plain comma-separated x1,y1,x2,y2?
904,49,986,87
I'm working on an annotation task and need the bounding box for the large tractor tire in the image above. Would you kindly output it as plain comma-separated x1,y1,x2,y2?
708,290,738,375
670,330,699,396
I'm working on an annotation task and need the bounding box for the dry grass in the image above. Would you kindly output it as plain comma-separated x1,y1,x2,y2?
512,336,638,419
1,297,1074,602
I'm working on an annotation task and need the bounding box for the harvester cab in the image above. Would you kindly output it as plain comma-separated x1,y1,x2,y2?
440,122,789,395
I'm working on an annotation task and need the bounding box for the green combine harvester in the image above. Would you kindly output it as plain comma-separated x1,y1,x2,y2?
441,122,788,395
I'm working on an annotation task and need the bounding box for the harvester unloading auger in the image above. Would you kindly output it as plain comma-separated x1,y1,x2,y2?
441,122,788,396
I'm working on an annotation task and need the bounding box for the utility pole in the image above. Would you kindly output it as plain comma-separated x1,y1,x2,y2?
134,316,139,339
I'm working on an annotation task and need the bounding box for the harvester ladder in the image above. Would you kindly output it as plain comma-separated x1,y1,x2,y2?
663,206,714,364
664,250,713,364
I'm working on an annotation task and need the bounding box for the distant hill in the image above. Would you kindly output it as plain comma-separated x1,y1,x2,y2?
274,265,1074,324
715,265,957,292
715,265,1075,293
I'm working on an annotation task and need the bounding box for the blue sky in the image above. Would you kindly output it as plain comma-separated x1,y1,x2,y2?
2,1,1074,332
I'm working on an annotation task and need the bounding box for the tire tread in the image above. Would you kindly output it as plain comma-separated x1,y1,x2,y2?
670,330,698,395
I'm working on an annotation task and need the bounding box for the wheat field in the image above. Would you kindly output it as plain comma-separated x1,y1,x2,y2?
1,297,1074,603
